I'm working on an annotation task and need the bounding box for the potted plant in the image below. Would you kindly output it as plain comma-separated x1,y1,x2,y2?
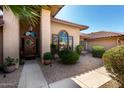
43,52,52,65
3,56,19,73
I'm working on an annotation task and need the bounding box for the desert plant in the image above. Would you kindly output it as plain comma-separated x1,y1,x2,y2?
92,45,105,58
2,57,19,73
59,50,79,64
4,5,41,26
75,45,84,55
43,52,52,60
3,57,18,67
58,49,71,58
43,52,53,65
103,45,124,87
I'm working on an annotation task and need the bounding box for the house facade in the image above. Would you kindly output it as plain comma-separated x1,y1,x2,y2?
80,31,124,51
0,5,88,63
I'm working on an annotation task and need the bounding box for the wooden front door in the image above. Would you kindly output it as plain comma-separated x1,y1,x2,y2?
21,31,37,58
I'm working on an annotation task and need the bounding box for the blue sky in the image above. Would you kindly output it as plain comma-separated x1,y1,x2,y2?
56,5,124,34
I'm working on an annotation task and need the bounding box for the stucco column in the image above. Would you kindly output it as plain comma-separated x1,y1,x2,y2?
40,8,51,59
3,8,19,60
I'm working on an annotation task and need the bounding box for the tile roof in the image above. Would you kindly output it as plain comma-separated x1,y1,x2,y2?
88,31,124,39
80,33,90,39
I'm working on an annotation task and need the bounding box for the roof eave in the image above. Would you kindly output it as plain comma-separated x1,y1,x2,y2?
47,5,64,17
88,35,124,40
80,26,89,31
52,18,89,31
52,5,64,17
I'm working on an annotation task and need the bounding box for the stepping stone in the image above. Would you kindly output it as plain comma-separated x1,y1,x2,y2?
95,67,110,76
74,70,111,88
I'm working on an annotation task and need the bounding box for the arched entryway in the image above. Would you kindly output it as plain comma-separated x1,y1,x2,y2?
20,25,40,59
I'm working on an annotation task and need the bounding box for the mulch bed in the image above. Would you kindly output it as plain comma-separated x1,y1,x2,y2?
0,65,23,88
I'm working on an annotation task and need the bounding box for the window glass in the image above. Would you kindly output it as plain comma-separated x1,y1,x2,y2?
59,31,68,51
52,31,73,51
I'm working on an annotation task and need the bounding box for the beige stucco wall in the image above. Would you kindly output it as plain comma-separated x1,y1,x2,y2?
3,8,19,60
87,37,118,51
40,9,51,58
51,21,80,50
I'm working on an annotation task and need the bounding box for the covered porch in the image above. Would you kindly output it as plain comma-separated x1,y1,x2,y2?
2,6,63,62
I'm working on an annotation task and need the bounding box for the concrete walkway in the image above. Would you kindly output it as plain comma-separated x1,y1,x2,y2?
49,67,111,88
18,60,48,88
18,60,111,88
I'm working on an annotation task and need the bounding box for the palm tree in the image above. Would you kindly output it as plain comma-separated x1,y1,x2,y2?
1,5,51,27
5,5,42,27
0,5,49,27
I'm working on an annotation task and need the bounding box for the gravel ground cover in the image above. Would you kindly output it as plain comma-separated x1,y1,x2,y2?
40,53,103,84
0,65,23,88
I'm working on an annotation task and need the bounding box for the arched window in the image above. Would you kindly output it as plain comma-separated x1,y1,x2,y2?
59,31,69,51
52,31,73,51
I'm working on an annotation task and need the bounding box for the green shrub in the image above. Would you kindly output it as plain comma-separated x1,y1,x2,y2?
43,52,52,60
91,45,105,58
0,57,18,71
103,45,124,87
76,45,84,55
59,50,79,64
3,56,18,67
58,49,71,58
51,44,58,58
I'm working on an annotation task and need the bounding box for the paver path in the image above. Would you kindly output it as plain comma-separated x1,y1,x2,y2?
18,60,48,88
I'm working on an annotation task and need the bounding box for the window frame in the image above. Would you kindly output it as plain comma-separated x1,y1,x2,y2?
52,31,73,51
